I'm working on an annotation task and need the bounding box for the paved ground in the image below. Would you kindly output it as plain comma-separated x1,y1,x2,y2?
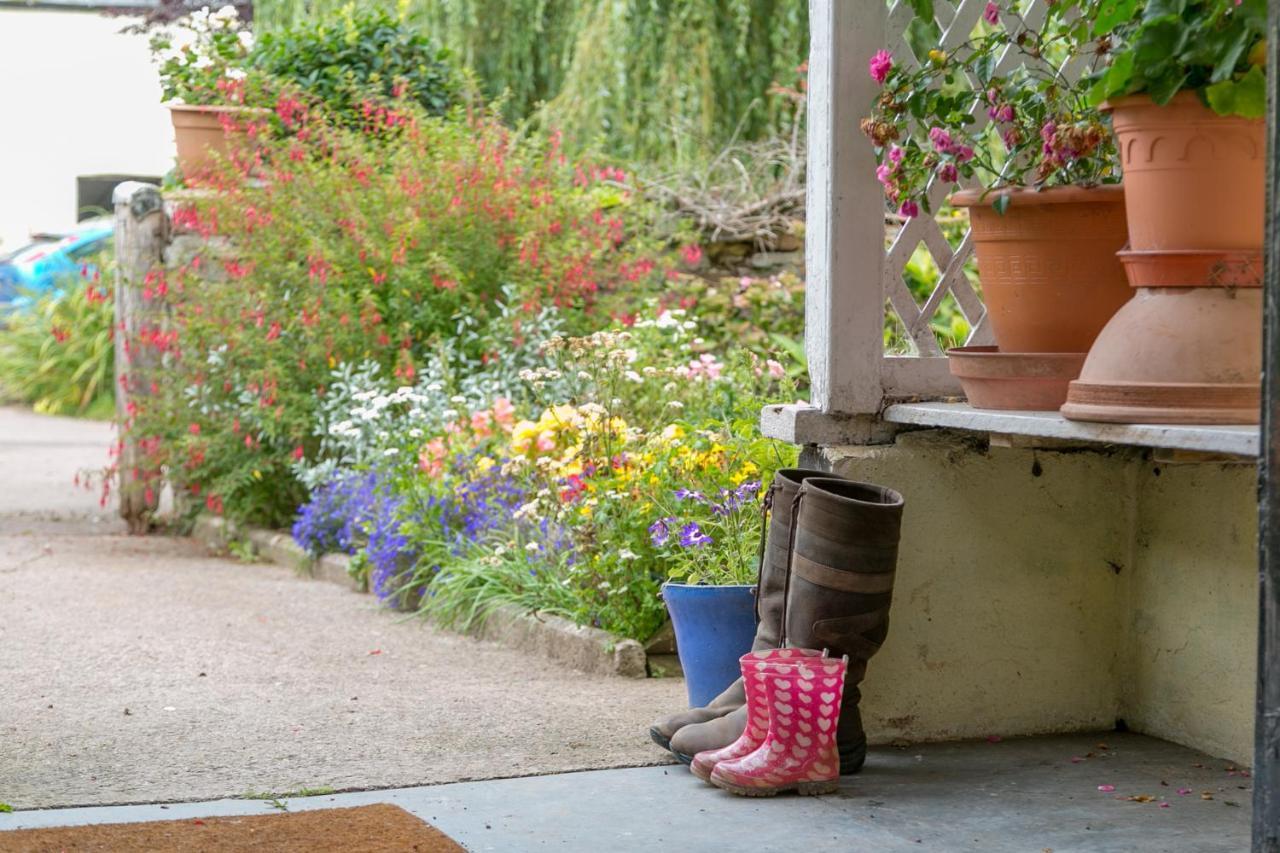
0,733,1252,852
0,406,1254,849
0,406,683,809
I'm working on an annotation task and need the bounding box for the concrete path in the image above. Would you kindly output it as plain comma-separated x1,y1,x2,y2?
0,733,1252,852
0,406,683,809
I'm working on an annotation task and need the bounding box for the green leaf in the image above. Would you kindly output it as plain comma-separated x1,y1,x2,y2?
992,194,1011,216
1146,70,1190,104
1092,0,1140,35
1133,17,1190,77
1204,65,1266,118
1142,0,1186,21
906,0,935,22
905,17,942,65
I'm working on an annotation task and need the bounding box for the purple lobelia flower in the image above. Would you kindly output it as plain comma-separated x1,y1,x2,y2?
649,516,676,547
678,522,713,548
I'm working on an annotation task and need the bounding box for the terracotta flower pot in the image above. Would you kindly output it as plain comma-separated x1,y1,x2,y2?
168,104,266,179
947,346,1086,411
1105,92,1265,252
951,186,1131,353
1061,94,1265,425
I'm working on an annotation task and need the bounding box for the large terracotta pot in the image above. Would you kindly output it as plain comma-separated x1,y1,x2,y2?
168,104,265,179
951,186,1130,353
1061,94,1265,425
1105,92,1265,251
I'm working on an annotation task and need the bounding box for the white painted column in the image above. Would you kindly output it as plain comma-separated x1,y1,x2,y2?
805,0,887,415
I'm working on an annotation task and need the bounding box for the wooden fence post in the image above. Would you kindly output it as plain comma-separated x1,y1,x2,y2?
112,182,168,533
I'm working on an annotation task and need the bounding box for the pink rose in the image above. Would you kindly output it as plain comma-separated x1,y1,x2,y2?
928,126,955,153
983,1,1000,24
955,145,975,163
876,164,894,185
869,49,893,84
899,199,920,218
938,162,958,183
888,145,905,164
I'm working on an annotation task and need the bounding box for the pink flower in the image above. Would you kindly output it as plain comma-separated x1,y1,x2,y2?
876,164,894,186
681,244,704,266
1097,785,1116,793
928,126,954,153
938,162,958,183
471,410,493,437
535,431,556,453
995,104,1015,122
983,1,1000,24
888,145,905,164
955,145,976,163
869,49,893,84
899,199,920,218
1040,121,1057,143
765,359,786,379
492,397,515,427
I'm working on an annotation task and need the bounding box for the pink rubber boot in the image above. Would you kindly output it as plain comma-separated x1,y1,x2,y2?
709,653,848,797
690,648,824,782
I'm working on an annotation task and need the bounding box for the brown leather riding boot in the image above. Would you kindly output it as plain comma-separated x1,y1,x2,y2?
780,477,904,774
651,468,840,762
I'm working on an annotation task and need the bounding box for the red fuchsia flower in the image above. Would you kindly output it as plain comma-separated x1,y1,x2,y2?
983,1,1000,24
899,199,921,218
189,423,201,435
681,244,703,266
938,162,959,183
869,49,893,84
293,445,305,461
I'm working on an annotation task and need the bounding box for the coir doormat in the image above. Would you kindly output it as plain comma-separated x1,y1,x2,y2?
0,803,464,852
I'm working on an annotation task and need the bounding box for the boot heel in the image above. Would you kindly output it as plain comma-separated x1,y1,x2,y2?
839,741,867,775
796,780,839,796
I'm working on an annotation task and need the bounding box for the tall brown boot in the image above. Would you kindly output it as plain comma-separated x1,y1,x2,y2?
781,477,903,774
650,468,841,762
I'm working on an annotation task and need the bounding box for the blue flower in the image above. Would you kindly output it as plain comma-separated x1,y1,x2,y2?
649,516,676,547
678,521,713,548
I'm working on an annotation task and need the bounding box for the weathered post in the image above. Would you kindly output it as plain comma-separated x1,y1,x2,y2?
1255,0,1280,848
112,182,168,533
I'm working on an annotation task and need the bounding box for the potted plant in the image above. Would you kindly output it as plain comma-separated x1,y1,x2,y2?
862,2,1130,369
149,5,263,179
650,479,766,708
1060,0,1267,423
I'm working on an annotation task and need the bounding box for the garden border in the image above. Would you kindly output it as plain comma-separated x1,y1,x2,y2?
188,514,649,679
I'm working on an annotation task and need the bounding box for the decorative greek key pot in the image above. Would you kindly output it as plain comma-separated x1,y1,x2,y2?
1061,93,1265,425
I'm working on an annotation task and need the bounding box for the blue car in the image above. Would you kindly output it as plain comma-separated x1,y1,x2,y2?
0,218,114,310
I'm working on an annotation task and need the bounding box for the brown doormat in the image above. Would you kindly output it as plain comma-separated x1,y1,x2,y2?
0,803,465,852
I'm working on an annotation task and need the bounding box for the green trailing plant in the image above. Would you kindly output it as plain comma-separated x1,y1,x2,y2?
250,0,808,161
0,263,115,420
251,8,458,126
1082,0,1268,117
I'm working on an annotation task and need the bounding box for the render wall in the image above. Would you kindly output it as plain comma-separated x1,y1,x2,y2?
814,429,1257,765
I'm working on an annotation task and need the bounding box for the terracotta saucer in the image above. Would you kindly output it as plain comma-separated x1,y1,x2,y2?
947,346,1087,411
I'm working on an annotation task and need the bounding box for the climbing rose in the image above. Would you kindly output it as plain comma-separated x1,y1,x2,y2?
938,163,958,183
869,50,893,84
983,2,1000,24
928,127,954,153
899,199,920,218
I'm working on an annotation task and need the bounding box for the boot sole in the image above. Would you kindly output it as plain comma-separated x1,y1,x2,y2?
649,727,672,752
711,778,839,797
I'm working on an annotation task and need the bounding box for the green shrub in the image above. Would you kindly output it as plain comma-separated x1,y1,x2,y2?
0,264,115,420
252,8,456,126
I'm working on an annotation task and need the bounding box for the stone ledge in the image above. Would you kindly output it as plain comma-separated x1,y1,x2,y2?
188,514,648,678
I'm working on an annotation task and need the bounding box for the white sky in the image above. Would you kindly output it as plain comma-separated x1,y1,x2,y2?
0,8,173,250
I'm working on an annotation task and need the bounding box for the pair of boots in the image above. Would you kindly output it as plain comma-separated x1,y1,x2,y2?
694,648,850,797
649,468,904,779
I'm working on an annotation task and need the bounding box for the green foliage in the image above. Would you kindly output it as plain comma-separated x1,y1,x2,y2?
1084,0,1268,117
251,7,458,126
0,267,115,420
250,0,808,161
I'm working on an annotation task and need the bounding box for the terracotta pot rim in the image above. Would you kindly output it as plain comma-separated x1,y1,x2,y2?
950,184,1124,208
1118,249,1264,288
948,345,1086,361
1100,90,1208,112
167,103,271,115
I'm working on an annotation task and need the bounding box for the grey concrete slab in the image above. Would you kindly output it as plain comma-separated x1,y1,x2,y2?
0,733,1251,852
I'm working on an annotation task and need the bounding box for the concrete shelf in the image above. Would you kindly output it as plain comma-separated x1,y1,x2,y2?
883,401,1259,458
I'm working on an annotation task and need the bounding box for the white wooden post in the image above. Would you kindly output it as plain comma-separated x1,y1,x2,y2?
805,0,887,415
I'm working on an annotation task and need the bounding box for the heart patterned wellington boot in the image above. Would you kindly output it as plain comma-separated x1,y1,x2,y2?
649,469,844,761
780,477,904,775
689,648,825,783
708,652,849,796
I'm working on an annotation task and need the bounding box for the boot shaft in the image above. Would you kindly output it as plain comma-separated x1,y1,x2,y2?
754,468,837,650
782,478,905,682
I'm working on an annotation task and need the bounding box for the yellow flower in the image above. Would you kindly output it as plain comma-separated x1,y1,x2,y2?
476,456,496,473
927,48,946,66
730,461,759,484
660,424,685,443
579,504,593,517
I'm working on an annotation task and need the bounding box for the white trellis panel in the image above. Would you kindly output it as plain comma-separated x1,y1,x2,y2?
806,0,1078,412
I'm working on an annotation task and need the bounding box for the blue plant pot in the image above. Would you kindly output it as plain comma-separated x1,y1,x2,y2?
661,582,758,708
